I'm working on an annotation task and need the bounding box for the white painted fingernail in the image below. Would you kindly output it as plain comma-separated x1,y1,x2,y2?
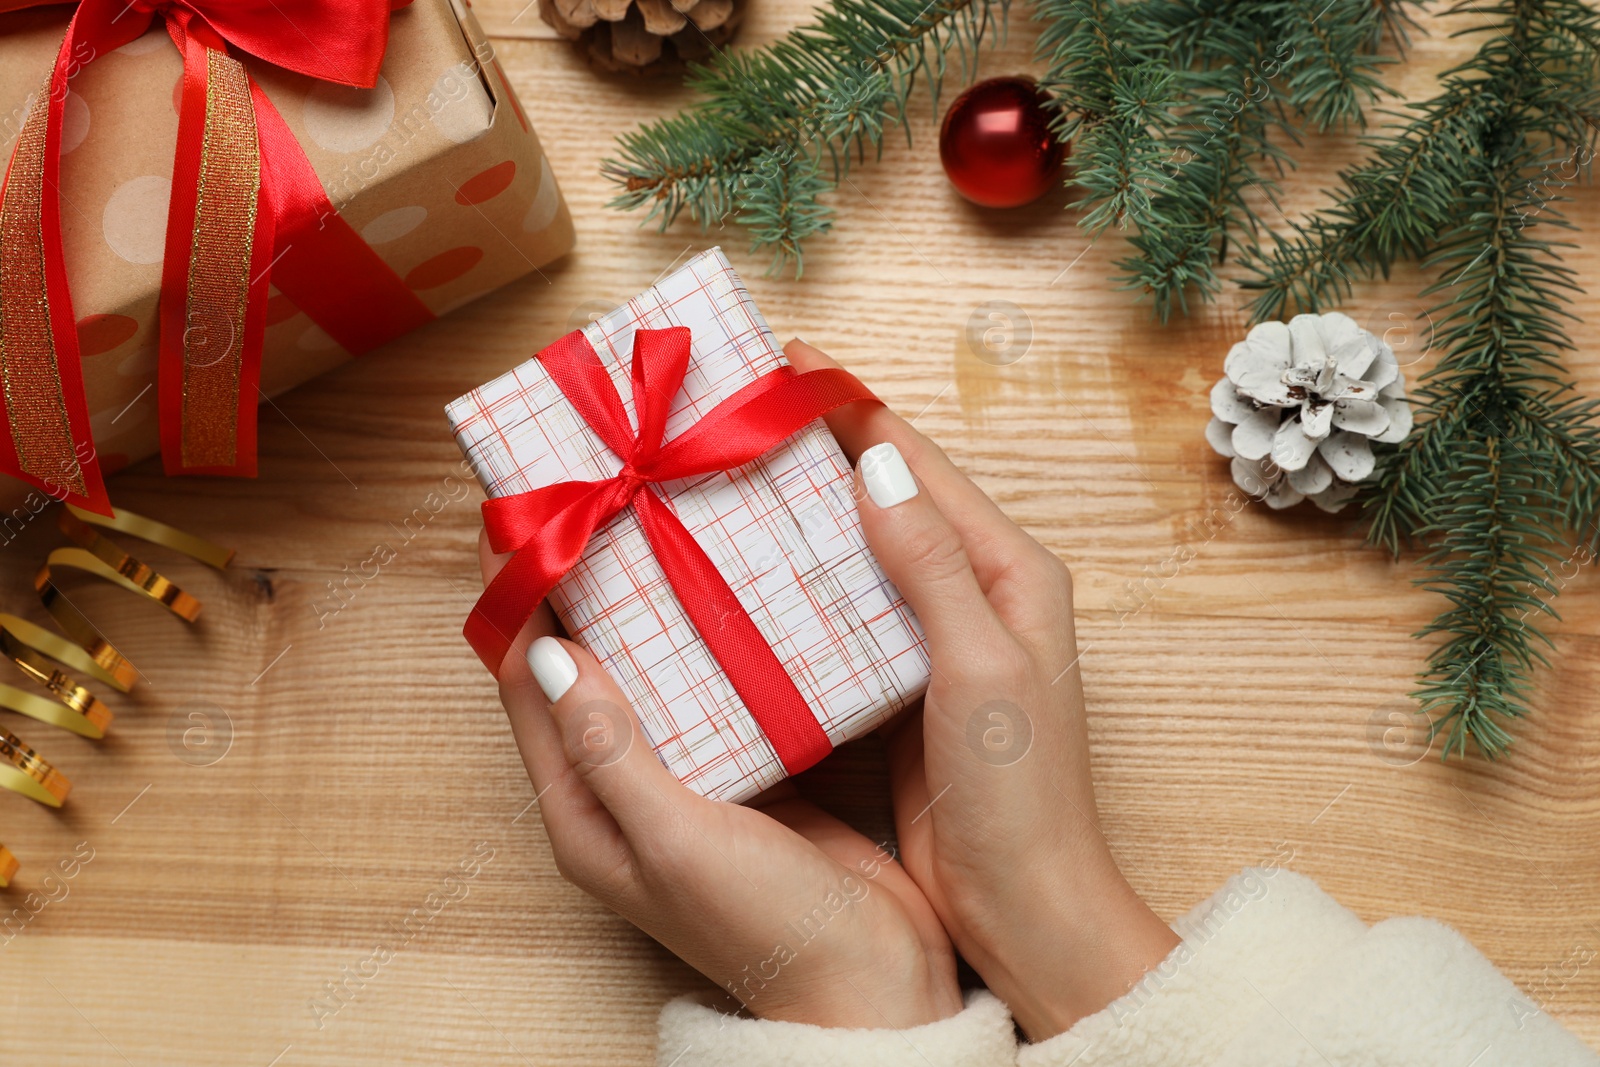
860,442,918,509
527,637,578,702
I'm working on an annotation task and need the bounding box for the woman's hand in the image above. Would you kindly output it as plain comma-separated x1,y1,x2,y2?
785,339,1181,1042
479,533,962,1030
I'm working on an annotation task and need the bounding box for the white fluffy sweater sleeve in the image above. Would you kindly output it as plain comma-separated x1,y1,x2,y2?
656,868,1600,1067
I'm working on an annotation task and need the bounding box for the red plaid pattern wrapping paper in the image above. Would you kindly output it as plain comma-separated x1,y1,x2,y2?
446,248,931,802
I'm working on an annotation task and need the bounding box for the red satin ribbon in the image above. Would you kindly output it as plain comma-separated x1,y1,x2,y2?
467,327,883,777
0,0,433,512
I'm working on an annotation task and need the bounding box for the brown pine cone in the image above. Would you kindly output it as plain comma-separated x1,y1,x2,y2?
539,0,745,73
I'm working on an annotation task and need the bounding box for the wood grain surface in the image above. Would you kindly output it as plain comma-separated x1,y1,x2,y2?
3,1,1599,1063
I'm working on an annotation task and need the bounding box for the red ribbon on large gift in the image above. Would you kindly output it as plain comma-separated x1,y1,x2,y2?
467,326,882,776
0,0,435,514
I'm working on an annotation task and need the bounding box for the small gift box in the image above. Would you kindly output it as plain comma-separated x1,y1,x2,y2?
0,0,574,511
447,248,930,802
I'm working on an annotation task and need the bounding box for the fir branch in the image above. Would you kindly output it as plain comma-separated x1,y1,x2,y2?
1241,0,1600,320
1035,0,1404,319
1372,0,1424,54
1111,27,1298,319
1034,0,1176,234
1236,89,1484,321
603,0,1005,275
1404,148,1574,756
1265,0,1600,756
1271,0,1396,131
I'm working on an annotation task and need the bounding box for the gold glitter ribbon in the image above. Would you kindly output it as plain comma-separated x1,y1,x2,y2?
0,76,90,502
178,49,261,469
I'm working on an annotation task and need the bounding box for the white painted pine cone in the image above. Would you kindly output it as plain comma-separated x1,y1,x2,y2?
1206,312,1413,512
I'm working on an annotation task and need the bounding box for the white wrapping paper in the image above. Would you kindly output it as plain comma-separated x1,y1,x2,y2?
447,248,929,802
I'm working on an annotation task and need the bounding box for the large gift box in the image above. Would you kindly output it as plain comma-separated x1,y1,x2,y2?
447,249,930,802
0,0,574,510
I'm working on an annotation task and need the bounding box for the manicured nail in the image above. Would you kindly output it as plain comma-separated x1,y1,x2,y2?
527,636,578,702
860,442,918,508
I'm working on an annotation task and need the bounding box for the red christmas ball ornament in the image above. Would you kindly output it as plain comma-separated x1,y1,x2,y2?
939,76,1065,209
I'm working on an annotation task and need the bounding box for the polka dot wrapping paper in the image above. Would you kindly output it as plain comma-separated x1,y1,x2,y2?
0,0,575,505
446,248,932,803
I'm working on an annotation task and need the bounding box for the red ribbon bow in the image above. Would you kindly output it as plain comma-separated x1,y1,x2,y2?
467,327,883,776
0,0,433,513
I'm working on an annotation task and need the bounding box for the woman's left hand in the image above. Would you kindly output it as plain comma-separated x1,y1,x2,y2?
480,531,963,1029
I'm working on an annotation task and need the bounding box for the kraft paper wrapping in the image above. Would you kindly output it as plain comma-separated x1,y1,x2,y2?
0,0,575,506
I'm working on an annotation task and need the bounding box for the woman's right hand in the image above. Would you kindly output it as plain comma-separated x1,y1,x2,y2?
479,528,964,1032
786,339,1181,1041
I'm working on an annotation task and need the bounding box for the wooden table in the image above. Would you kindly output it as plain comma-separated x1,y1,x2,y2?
5,2,1598,1062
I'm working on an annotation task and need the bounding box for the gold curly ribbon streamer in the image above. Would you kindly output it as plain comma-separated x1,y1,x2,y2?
0,730,70,808
0,610,134,693
0,843,17,886
62,505,236,571
30,506,233,689
0,651,111,739
0,504,231,816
